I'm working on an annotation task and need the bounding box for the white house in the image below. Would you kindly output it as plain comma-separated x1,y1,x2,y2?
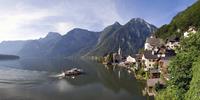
126,55,136,63
184,26,197,37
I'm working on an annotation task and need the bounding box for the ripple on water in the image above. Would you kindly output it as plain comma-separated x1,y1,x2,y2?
0,66,49,88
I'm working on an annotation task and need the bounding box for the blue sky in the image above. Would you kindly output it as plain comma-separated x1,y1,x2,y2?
0,0,197,41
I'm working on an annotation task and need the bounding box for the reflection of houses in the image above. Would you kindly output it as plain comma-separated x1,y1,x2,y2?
142,50,159,71
146,78,165,96
184,26,197,37
144,36,163,50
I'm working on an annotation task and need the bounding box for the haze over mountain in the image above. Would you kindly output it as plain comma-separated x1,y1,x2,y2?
0,41,26,55
49,28,100,57
18,32,62,57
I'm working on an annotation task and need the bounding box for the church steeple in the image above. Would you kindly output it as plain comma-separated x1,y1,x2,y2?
118,45,122,56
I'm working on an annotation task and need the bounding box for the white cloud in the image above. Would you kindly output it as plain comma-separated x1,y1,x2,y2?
0,5,58,41
0,0,122,41
55,22,75,34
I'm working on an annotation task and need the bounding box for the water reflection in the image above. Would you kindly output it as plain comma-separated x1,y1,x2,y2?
0,58,152,100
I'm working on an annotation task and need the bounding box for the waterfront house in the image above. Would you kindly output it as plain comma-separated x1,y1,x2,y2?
146,78,165,96
142,50,159,71
149,68,161,79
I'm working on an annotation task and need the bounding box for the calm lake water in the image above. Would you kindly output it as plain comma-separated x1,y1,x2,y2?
0,58,153,100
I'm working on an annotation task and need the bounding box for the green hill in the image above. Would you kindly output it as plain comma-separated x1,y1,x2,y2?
155,0,200,39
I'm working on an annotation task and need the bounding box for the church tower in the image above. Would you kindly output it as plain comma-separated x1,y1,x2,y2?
118,46,122,56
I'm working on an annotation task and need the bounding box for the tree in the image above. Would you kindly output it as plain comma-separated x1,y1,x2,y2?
185,57,200,100
156,31,200,99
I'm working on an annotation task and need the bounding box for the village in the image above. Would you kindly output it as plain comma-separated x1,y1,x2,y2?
102,26,197,96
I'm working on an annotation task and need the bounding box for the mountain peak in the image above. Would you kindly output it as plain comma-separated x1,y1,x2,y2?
113,21,121,26
71,28,89,32
46,32,61,38
129,18,146,23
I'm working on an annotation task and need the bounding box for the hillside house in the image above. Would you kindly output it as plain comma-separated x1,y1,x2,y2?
144,36,163,50
184,26,197,37
146,78,165,96
165,37,180,50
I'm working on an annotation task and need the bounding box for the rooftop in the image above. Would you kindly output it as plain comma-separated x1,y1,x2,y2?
143,50,159,59
146,36,163,47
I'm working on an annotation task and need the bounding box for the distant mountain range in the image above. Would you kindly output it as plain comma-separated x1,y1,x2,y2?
50,28,100,57
0,18,157,58
18,32,62,57
0,41,26,55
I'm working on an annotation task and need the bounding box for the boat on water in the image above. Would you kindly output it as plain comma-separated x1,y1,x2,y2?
58,68,84,78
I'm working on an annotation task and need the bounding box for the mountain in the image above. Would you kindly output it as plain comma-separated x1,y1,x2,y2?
18,32,62,57
87,18,157,56
155,0,200,39
3,18,156,58
49,28,100,57
0,41,26,55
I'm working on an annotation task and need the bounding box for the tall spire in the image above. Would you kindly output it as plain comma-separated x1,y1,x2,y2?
118,45,121,56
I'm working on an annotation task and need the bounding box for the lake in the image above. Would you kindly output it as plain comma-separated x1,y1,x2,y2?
0,58,153,100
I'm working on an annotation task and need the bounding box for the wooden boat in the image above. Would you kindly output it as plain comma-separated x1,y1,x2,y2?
58,68,84,78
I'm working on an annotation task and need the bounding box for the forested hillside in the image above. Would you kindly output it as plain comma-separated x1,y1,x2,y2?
155,0,200,39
